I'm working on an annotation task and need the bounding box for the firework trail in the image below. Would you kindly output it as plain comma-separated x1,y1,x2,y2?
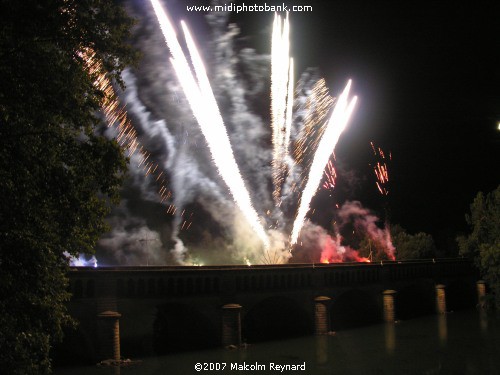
290,80,357,245
271,14,294,206
80,48,175,209
293,78,335,192
371,142,391,195
149,0,270,250
322,158,337,190
294,79,334,165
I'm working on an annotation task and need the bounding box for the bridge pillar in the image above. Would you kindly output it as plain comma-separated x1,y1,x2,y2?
314,296,331,335
476,280,486,308
221,304,242,347
435,284,447,314
97,311,121,361
382,290,397,323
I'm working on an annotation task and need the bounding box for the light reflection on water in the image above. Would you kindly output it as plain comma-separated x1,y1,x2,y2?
55,309,499,375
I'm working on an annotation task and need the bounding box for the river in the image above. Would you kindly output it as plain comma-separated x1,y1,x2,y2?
55,309,499,374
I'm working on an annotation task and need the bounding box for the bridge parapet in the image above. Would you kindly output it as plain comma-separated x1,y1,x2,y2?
68,258,476,300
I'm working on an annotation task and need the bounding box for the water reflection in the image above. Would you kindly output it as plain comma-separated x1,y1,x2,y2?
479,309,488,334
384,322,395,355
315,335,328,365
55,310,499,375
437,314,447,347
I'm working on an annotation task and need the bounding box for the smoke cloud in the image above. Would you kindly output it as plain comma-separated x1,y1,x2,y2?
314,201,394,263
98,201,167,265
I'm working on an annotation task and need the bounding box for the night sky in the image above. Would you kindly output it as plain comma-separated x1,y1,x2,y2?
224,0,499,251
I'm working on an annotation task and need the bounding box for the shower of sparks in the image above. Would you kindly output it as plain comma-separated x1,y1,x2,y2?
271,14,294,206
371,142,391,195
80,48,176,212
149,0,270,250
293,78,335,191
322,158,338,190
290,80,357,245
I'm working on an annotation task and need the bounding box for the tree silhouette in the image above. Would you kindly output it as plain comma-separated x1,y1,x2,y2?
458,185,500,309
0,1,137,373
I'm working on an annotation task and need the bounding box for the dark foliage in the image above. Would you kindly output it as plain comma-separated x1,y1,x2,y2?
458,185,500,309
0,0,137,373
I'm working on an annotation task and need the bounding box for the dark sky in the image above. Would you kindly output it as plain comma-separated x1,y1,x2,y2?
221,0,499,251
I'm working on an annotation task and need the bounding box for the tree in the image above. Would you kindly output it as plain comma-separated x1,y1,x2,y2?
457,185,500,309
357,225,436,261
0,1,137,373
390,224,437,260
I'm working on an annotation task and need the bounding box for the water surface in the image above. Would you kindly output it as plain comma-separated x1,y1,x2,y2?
55,309,499,374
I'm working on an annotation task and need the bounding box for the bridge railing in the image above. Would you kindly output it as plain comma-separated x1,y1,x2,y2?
67,258,475,300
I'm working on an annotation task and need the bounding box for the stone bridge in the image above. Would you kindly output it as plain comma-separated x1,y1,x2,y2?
59,259,481,363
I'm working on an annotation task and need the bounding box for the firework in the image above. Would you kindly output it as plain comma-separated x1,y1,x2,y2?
80,48,176,212
371,142,391,195
149,0,270,250
322,158,338,190
117,2,362,264
293,78,335,192
290,80,357,246
271,14,294,205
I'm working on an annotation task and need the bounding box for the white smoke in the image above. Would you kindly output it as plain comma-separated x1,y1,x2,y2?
98,201,166,265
